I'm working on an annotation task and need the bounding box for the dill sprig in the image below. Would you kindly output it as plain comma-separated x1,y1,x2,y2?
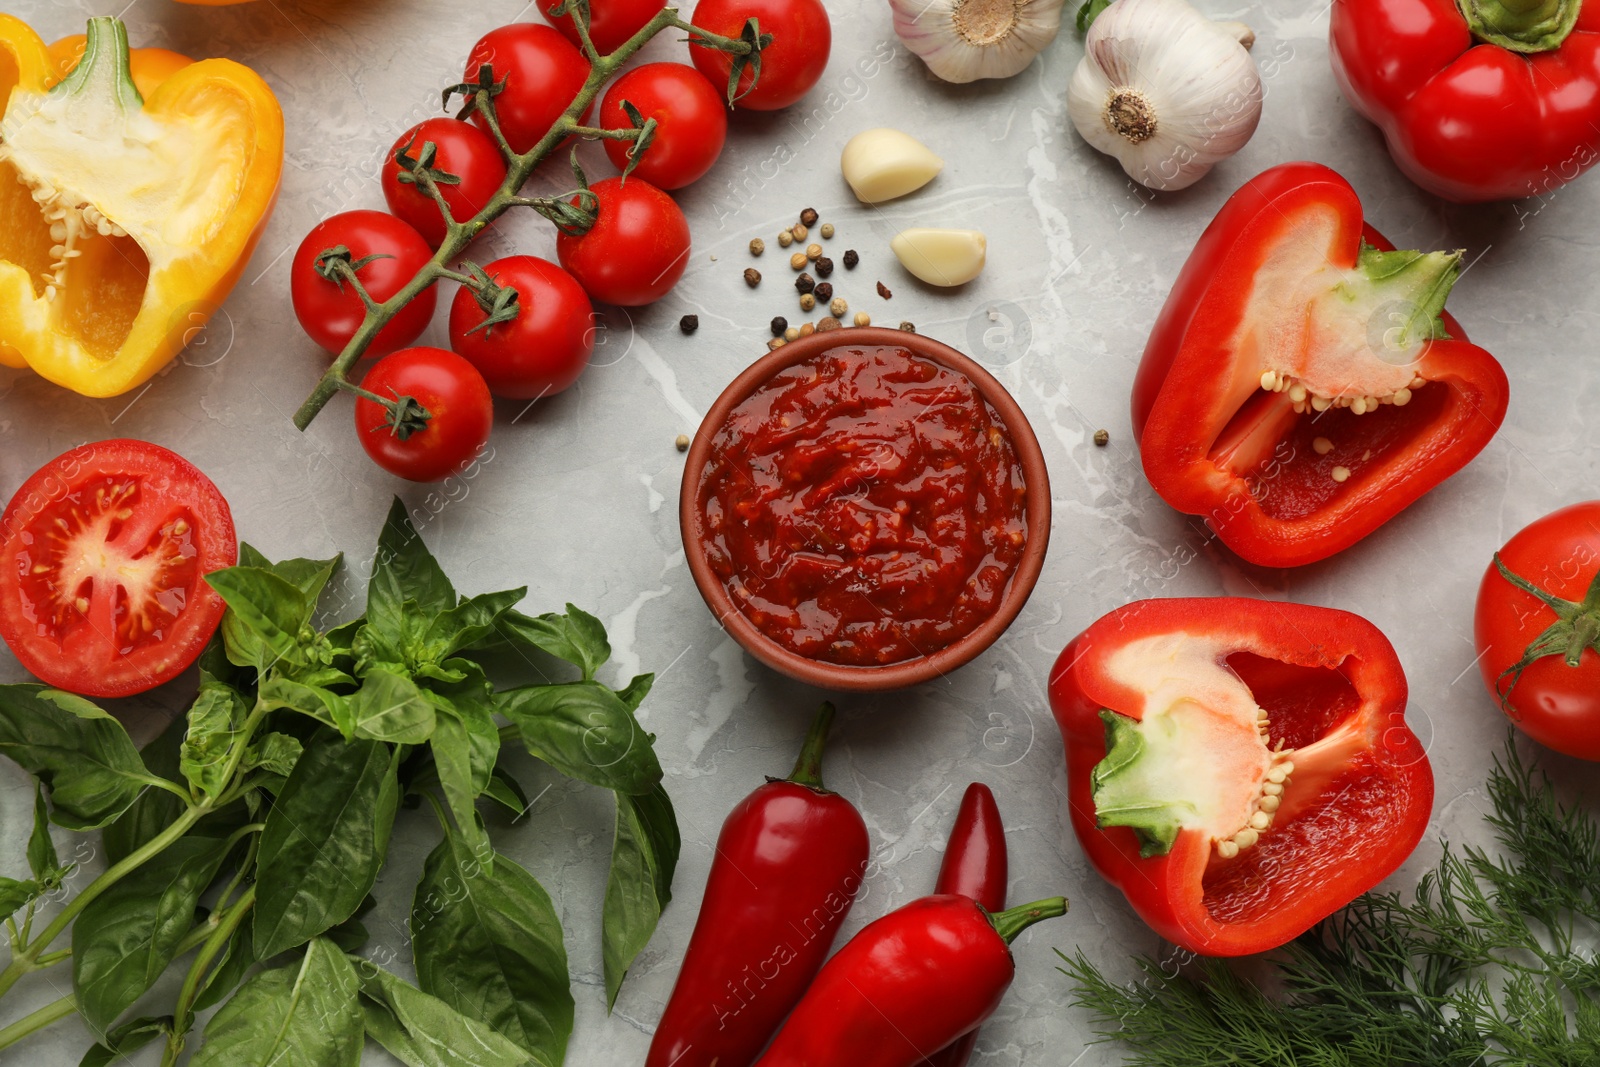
1062,740,1600,1067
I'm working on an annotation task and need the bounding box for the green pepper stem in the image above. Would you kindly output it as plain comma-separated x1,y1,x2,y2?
990,896,1069,944
57,18,143,111
787,702,837,790
1457,0,1581,52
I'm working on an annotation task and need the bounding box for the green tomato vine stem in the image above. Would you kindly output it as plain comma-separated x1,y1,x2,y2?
291,6,761,433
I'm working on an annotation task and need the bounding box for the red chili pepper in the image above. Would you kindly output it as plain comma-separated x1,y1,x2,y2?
920,783,1007,1067
753,894,1067,1067
1330,0,1600,202
646,702,869,1067
1047,597,1434,956
1134,162,1509,568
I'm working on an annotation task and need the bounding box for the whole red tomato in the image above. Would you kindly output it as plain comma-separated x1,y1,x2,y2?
291,211,438,358
381,118,508,248
448,256,595,400
689,0,830,111
1475,501,1600,761
0,440,236,697
463,24,591,155
355,348,494,483
599,63,727,189
556,177,690,305
544,0,666,54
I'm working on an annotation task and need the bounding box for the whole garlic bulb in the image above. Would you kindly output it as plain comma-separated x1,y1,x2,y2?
891,0,1067,83
1067,0,1261,191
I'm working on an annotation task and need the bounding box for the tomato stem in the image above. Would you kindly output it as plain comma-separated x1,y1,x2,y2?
291,5,764,431
1491,554,1600,710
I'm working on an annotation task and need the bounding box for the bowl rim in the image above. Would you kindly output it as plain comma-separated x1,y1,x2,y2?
678,326,1052,693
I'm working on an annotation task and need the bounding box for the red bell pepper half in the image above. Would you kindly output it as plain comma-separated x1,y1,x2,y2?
1134,162,1509,568
1047,597,1433,956
1330,0,1600,202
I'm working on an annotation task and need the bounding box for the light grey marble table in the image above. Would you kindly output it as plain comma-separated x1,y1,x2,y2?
2,0,1595,1063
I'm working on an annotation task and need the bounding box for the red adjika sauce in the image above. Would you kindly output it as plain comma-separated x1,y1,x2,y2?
698,344,1028,666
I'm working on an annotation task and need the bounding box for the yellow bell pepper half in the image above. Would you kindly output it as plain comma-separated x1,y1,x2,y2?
0,16,283,397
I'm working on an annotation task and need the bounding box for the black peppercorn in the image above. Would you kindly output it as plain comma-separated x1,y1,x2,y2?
815,256,833,278
679,315,699,334
795,272,815,294
813,281,834,303
770,316,788,337
800,207,819,227
743,267,761,288
842,249,859,269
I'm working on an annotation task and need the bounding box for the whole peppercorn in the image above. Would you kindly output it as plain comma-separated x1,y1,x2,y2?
778,230,794,248
830,296,848,317
785,326,801,341
899,321,916,333
1094,429,1111,447
790,251,808,270
854,311,871,327
800,207,819,227
791,223,808,241
799,322,816,337
815,256,834,277
877,281,892,300
820,222,835,239
749,237,765,256
675,434,690,451
768,337,787,351
816,316,841,332
679,314,699,334
799,293,817,311
813,281,834,303
795,272,815,294
744,268,762,288
843,249,859,269
770,316,788,337
806,243,822,261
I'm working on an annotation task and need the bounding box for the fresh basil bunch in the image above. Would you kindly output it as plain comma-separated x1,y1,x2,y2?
0,500,677,1066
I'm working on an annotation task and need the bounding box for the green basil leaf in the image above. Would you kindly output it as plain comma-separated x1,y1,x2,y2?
430,712,490,869
359,964,546,1067
72,835,232,1033
206,567,310,673
412,835,573,1062
189,939,362,1067
180,684,248,802
495,605,610,680
349,668,437,744
243,732,303,778
78,1015,172,1067
253,735,400,959
602,784,680,1010
0,685,153,830
424,588,527,662
102,715,186,864
484,767,529,819
28,780,61,880
257,676,352,736
498,682,661,795
0,877,39,918
369,498,456,642
265,552,342,604
191,922,254,1014
615,673,654,714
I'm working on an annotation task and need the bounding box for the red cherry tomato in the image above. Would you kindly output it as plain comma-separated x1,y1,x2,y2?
291,211,438,358
354,348,494,483
599,63,728,189
688,0,830,111
0,440,237,698
381,118,509,248
556,177,690,306
462,24,591,155
544,0,666,54
1475,501,1600,761
448,256,595,400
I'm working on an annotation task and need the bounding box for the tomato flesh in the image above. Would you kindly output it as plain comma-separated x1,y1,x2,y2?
0,441,236,697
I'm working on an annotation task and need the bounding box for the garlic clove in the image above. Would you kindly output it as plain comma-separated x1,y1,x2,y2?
840,128,945,203
890,228,987,286
890,0,1068,83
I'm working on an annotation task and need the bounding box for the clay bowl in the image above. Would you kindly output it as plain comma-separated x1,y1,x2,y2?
679,327,1052,692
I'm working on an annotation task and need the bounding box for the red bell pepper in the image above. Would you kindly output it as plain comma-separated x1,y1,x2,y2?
1330,0,1600,202
921,783,1007,1067
753,894,1067,1067
1047,597,1433,957
1134,162,1509,568
645,703,870,1067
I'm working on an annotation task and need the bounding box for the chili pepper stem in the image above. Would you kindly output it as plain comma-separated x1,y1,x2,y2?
1458,0,1581,52
787,702,837,789
989,896,1069,944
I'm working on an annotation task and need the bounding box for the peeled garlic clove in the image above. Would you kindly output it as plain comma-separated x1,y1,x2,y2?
840,128,944,204
890,228,986,286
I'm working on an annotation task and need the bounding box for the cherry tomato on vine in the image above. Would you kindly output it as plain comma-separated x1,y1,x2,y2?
543,0,666,54
291,211,438,358
462,24,591,155
1475,501,1600,761
448,256,595,400
599,63,727,189
688,0,830,111
0,440,236,698
355,348,494,483
381,118,509,248
556,177,690,306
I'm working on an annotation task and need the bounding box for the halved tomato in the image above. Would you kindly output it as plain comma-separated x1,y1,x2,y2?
0,440,237,697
